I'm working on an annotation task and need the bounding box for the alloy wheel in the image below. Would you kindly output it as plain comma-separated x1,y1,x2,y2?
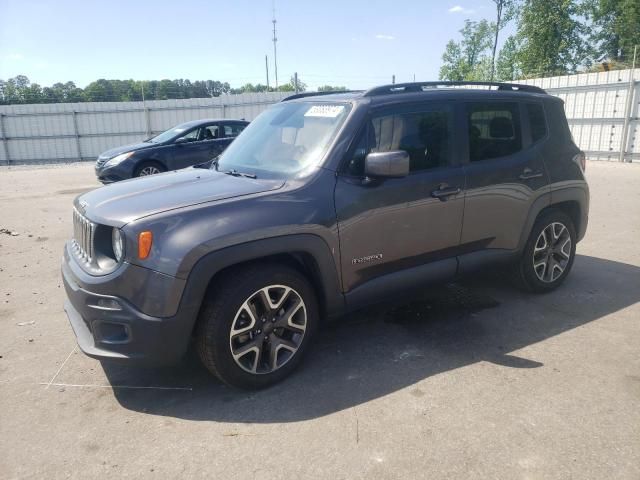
532,222,572,283
229,285,307,374
138,166,161,176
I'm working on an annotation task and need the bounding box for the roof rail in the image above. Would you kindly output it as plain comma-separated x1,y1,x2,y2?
281,90,362,102
363,81,546,97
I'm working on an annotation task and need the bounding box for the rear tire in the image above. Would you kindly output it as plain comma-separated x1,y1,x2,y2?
515,209,577,293
134,161,166,177
196,263,319,389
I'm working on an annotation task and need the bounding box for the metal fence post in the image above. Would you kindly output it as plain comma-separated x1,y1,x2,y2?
619,46,637,162
72,111,82,161
144,107,151,137
0,114,10,165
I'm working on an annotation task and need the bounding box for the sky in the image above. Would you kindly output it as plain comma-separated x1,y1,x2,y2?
0,0,509,91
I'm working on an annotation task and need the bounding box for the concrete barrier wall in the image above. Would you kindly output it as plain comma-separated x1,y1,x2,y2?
0,92,288,165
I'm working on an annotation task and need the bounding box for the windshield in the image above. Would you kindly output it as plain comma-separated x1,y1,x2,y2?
147,124,191,143
215,102,351,177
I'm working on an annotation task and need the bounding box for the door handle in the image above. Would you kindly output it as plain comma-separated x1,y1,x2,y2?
431,184,461,200
519,168,543,180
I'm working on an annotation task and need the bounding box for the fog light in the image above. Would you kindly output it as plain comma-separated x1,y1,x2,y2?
89,298,122,311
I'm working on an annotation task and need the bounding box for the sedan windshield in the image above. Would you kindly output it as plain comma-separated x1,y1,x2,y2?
215,102,351,178
147,124,190,144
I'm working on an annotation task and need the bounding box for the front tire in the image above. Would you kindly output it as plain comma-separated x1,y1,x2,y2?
515,209,577,293
196,263,319,389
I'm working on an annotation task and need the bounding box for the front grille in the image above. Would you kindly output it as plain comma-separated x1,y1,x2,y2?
72,208,96,262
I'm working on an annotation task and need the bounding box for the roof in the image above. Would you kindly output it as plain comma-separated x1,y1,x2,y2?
176,118,249,128
282,81,553,105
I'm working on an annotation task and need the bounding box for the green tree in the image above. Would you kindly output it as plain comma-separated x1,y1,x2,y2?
277,75,307,92
439,20,494,81
23,83,43,102
516,0,589,77
583,0,640,65
0,78,20,104
495,35,521,81
84,79,116,102
489,0,517,80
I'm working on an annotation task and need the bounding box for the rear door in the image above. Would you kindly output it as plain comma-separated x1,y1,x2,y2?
334,102,465,296
215,122,247,156
459,100,549,260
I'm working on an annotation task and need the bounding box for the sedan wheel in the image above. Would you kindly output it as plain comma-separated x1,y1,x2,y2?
138,165,161,176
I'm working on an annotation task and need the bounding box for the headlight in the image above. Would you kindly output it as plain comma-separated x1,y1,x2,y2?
112,228,124,262
105,151,134,167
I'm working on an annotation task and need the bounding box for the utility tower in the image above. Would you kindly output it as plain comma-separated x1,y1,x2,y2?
272,1,279,89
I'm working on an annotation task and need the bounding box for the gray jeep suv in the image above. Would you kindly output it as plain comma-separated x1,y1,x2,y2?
62,81,589,389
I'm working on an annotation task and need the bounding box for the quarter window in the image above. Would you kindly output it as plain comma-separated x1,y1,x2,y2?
345,107,452,176
527,103,547,142
467,102,522,162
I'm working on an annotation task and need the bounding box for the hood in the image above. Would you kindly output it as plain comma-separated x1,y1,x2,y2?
76,168,285,226
99,142,156,159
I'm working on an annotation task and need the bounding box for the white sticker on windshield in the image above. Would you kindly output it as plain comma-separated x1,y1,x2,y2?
304,105,345,118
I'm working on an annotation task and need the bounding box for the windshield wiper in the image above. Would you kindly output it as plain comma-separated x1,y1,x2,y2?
224,169,257,179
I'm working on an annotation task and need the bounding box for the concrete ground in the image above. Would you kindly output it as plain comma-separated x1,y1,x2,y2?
0,161,638,479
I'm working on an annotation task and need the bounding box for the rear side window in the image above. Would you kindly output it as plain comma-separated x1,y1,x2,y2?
203,125,219,140
527,103,547,142
345,107,452,175
467,102,522,162
223,123,246,138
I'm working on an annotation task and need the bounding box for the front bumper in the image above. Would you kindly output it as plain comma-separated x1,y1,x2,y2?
61,251,195,366
95,160,134,184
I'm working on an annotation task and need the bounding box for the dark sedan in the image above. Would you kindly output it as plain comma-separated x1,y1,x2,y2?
94,119,248,183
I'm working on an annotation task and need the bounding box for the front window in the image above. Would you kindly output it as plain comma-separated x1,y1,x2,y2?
147,124,194,144
215,102,351,178
345,106,453,176
175,128,202,143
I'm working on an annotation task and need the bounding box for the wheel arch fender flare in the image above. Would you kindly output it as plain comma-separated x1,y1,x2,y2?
516,191,553,252
517,186,588,252
177,234,346,332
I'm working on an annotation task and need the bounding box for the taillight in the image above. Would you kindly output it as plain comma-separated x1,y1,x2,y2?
573,152,586,173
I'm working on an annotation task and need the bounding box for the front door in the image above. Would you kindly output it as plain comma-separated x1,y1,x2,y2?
172,124,223,169
334,102,465,296
171,126,205,169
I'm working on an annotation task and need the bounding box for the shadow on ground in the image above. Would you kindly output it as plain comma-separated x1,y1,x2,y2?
102,255,639,422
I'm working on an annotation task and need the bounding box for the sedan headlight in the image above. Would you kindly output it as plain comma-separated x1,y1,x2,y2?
105,151,134,167
112,228,124,262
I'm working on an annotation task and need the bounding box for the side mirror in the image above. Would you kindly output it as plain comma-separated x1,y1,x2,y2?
174,137,190,145
364,150,410,178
